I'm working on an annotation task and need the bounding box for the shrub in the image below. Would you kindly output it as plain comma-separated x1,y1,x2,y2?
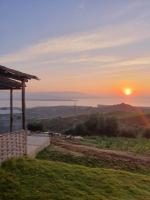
118,127,137,138
143,128,150,139
104,117,118,137
27,122,44,132
74,123,87,136
65,114,119,137
96,115,106,134
84,114,98,133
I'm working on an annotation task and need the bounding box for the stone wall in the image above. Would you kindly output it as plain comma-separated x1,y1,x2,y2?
0,130,27,164
27,134,51,158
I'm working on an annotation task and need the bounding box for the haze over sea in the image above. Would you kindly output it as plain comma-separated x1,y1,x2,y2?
0,96,150,108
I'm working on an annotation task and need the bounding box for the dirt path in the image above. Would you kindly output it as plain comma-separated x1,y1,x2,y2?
52,139,150,166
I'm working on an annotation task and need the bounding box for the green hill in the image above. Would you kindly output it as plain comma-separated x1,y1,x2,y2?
0,158,150,200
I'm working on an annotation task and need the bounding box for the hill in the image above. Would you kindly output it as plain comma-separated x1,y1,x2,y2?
97,103,137,112
1,103,150,133
26,103,150,121
1,103,150,120
0,158,150,200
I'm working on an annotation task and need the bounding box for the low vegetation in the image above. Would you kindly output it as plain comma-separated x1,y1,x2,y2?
27,114,87,132
65,114,119,136
21,110,150,199
37,145,150,175
27,112,150,139
65,114,150,138
1,158,150,200
27,121,44,132
80,136,150,155
143,128,150,139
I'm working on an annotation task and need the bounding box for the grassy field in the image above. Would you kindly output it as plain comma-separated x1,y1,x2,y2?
37,145,150,175
80,136,150,155
0,158,150,200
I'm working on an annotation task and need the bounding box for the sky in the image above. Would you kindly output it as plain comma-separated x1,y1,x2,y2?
0,0,150,96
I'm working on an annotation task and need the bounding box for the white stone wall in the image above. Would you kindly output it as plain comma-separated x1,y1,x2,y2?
0,130,27,164
27,134,50,158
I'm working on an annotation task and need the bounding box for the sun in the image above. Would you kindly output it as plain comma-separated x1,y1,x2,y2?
123,88,133,96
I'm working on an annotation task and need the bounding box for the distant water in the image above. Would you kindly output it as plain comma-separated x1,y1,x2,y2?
0,96,150,108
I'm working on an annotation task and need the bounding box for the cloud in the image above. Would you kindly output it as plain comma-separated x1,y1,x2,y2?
119,56,150,66
59,55,150,80
0,19,150,65
37,55,121,66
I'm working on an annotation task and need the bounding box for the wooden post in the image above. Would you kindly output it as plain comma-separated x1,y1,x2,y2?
22,80,26,129
10,89,13,132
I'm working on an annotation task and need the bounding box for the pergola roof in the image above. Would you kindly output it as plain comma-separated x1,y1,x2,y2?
0,65,39,90
0,64,39,131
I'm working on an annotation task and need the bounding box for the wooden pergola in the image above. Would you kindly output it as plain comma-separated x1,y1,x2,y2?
0,65,39,132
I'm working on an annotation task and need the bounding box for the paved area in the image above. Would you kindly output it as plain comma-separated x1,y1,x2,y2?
27,134,50,157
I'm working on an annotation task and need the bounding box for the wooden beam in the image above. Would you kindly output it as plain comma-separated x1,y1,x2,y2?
22,80,26,129
0,65,39,80
0,82,21,89
0,73,29,82
0,75,23,87
10,89,13,132
0,87,21,90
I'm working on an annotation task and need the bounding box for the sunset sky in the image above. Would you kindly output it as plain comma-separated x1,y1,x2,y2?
0,0,150,96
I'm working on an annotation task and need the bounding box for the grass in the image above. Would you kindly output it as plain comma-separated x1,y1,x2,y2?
0,157,150,200
80,136,150,155
37,146,150,175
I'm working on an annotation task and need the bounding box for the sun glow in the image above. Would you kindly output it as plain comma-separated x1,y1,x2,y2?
123,88,133,96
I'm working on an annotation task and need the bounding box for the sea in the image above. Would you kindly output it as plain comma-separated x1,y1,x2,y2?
0,96,150,108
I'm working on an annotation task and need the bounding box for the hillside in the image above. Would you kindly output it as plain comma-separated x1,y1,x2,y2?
0,158,150,200
1,103,150,133
1,103,150,119
26,103,150,119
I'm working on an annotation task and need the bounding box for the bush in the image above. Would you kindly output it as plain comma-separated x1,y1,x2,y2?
104,117,118,137
27,122,44,132
118,127,137,138
84,114,98,133
143,128,150,139
65,114,119,137
74,123,87,136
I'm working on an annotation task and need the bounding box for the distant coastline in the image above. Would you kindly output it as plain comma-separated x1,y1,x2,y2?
0,98,76,101
0,97,150,108
25,98,77,102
